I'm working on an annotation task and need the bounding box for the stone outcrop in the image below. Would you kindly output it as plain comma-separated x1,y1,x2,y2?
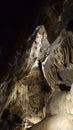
28,113,73,130
27,84,73,130
0,1,73,130
46,84,73,116
0,24,73,130
42,29,73,91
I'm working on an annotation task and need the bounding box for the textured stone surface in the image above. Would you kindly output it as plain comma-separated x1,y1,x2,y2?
27,25,50,71
0,23,73,130
42,29,73,90
0,1,73,129
28,113,73,130
46,84,73,116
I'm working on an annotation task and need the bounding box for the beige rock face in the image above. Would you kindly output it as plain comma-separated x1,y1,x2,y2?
0,24,73,130
0,69,50,128
27,25,50,71
0,26,51,130
28,84,73,130
42,30,73,90
46,84,73,116
28,113,73,130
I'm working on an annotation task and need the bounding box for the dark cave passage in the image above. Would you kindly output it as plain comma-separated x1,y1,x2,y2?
0,0,73,81
0,0,42,79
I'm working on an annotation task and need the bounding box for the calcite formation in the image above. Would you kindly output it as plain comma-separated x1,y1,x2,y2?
46,84,73,116
1,1,73,130
42,29,73,90
27,25,50,71
0,24,73,130
27,84,73,130
28,113,73,130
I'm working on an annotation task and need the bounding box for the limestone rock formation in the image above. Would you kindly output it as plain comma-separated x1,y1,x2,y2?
0,24,73,130
46,84,73,116
42,29,73,91
28,113,73,130
0,1,73,130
